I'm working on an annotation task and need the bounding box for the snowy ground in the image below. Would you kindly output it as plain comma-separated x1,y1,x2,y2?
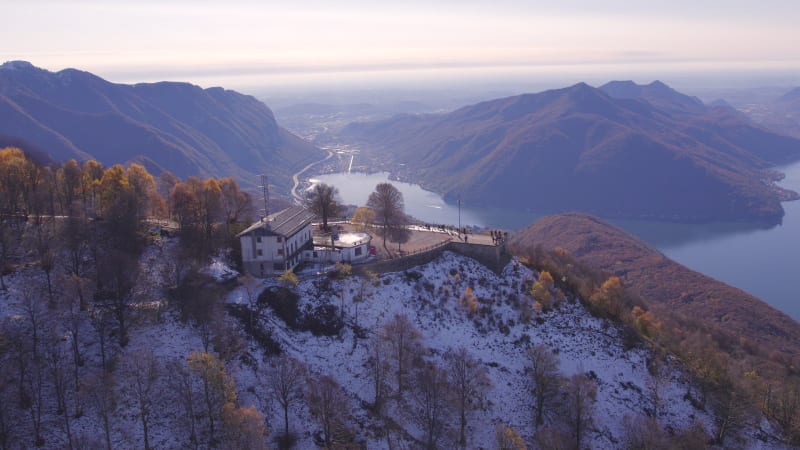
227,251,720,449
1,235,785,449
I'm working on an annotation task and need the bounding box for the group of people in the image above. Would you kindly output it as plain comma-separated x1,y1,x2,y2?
490,229,507,245
416,222,506,245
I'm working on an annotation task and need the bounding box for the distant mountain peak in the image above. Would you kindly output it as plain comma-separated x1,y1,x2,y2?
0,60,36,71
598,80,643,99
648,80,669,89
599,79,705,114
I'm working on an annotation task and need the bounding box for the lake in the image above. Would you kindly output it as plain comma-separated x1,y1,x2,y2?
313,160,800,321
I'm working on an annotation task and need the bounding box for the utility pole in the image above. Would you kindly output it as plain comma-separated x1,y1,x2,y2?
457,195,462,239
259,174,270,221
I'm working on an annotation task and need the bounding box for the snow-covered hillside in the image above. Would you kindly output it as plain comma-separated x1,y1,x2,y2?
228,251,717,449
1,235,783,449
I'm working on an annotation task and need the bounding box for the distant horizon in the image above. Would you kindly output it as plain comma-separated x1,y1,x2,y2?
4,59,799,105
2,1,798,95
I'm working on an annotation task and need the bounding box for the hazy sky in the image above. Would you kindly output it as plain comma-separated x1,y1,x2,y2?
2,0,799,90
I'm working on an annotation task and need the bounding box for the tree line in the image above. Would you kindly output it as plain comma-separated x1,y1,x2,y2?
0,147,264,449
515,242,800,446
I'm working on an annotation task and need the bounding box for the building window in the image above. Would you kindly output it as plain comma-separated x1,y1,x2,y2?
257,249,263,256
256,236,261,243
313,251,318,258
277,248,284,255
277,236,282,243
355,247,362,256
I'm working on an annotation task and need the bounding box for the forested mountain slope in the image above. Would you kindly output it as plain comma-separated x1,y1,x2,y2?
344,82,800,224
0,61,325,191
510,212,800,359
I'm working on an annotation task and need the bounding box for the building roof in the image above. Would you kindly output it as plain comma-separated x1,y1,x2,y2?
313,232,372,249
237,205,315,238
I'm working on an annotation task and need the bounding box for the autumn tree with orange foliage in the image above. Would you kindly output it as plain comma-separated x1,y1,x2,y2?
221,403,269,450
531,271,555,311
514,243,800,445
590,276,623,317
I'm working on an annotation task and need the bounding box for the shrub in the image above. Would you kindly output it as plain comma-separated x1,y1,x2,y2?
328,262,352,280
403,270,422,282
224,304,282,355
259,286,301,328
301,303,344,336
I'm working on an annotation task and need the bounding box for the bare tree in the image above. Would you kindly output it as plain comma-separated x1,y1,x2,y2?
413,361,451,450
445,347,491,449
4,317,30,409
712,388,750,446
83,371,117,450
241,274,263,330
96,250,139,347
46,340,74,449
306,374,351,448
60,275,90,395
380,313,423,398
89,308,113,372
389,222,411,254
0,219,20,291
25,348,46,448
33,228,57,307
17,286,49,447
303,182,341,231
622,415,669,450
564,373,597,450
533,425,571,449
61,216,91,285
168,359,199,447
366,335,391,413
265,354,307,439
123,350,161,450
366,183,405,251
646,357,668,418
187,351,237,446
0,376,16,450
157,170,180,216
527,344,562,428
764,378,800,442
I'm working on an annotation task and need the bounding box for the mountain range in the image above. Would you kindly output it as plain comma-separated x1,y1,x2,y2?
344,81,800,224
0,61,325,191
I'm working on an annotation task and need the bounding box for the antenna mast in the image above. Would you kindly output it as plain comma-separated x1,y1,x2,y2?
259,174,270,220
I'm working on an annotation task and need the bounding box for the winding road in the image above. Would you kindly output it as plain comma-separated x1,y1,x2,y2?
291,149,334,202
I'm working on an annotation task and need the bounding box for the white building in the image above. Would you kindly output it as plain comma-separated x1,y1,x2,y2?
303,231,373,265
237,206,315,277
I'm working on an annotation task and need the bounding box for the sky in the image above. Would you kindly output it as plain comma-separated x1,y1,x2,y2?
1,0,799,92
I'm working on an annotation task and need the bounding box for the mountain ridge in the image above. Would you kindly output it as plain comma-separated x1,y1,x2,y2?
509,212,800,357
0,61,325,191
344,81,800,224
